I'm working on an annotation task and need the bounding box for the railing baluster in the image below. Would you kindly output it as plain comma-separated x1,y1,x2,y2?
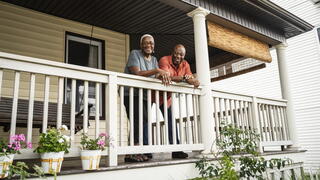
57,77,64,129
70,79,76,141
139,88,143,145
247,102,253,131
186,94,192,144
163,91,169,145
193,95,199,144
83,81,89,133
129,87,134,146
155,90,161,145
171,92,177,145
234,100,239,128
10,71,20,140
119,86,124,144
213,97,219,138
219,97,224,127
147,89,152,145
229,99,234,127
261,104,268,141
243,101,249,131
95,83,100,139
27,73,35,143
42,75,50,133
179,93,184,144
224,99,229,124
239,100,245,131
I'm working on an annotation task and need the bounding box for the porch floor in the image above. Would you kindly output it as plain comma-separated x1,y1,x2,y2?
19,149,305,178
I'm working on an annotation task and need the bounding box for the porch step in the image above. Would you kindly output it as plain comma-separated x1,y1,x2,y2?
24,150,306,180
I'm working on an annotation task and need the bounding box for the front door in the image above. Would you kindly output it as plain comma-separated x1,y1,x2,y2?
65,33,104,117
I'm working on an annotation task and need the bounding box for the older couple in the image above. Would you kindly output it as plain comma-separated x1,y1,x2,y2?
123,34,199,162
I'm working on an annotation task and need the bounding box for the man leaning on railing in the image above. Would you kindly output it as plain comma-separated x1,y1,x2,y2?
158,44,200,159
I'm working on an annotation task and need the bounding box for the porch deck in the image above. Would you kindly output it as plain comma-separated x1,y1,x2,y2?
21,150,305,180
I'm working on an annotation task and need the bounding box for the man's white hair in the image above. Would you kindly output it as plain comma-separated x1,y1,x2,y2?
140,34,154,44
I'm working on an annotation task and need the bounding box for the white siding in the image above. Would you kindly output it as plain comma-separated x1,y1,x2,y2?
214,0,320,170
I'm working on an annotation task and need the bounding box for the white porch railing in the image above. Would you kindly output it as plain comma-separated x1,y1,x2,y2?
0,52,293,166
0,52,203,166
211,89,292,151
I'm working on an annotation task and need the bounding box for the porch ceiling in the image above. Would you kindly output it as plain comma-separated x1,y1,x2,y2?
2,0,313,74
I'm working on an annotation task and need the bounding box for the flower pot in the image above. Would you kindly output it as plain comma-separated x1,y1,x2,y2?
0,154,14,179
40,151,64,174
80,150,101,170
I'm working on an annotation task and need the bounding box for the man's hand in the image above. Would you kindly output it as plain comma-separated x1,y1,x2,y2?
157,69,171,86
186,78,200,88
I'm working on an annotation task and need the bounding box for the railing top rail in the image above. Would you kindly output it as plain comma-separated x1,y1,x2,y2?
211,88,288,104
0,51,201,94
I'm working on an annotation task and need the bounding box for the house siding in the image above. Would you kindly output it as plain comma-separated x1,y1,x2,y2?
214,0,320,170
0,2,129,145
0,2,129,100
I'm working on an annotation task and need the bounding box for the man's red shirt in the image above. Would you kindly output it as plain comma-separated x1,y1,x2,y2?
157,55,193,107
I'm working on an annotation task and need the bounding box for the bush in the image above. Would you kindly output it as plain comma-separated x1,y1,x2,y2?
194,125,291,180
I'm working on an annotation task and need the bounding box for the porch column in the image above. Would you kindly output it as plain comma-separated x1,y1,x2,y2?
276,43,299,149
188,8,216,153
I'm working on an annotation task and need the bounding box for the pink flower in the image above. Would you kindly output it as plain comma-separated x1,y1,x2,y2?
99,133,108,137
8,143,13,148
27,142,32,148
18,134,26,141
97,140,105,147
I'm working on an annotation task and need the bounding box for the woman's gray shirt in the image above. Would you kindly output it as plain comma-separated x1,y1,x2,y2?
124,50,158,98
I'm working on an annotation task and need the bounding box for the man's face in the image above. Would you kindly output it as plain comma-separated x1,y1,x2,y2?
140,36,154,55
172,46,185,66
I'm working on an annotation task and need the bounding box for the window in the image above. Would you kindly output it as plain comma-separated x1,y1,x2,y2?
65,33,104,117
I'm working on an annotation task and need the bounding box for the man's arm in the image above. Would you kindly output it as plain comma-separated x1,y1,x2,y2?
184,62,200,88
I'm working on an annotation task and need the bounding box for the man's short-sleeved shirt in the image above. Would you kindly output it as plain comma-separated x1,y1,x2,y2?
158,55,193,107
124,50,158,98
159,55,192,77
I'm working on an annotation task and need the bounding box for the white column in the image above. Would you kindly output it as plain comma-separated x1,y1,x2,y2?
276,43,299,149
188,7,216,153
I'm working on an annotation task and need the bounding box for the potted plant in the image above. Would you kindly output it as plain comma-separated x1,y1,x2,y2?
34,126,70,174
0,134,32,178
80,133,109,170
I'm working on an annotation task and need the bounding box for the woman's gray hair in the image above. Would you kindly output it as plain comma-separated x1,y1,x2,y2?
140,34,154,45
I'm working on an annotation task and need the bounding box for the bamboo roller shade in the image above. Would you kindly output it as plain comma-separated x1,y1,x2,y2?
207,22,272,63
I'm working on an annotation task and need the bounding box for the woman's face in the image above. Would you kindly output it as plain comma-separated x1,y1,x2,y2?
140,36,154,55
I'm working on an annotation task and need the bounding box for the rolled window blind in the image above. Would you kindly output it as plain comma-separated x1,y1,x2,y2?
207,21,272,63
